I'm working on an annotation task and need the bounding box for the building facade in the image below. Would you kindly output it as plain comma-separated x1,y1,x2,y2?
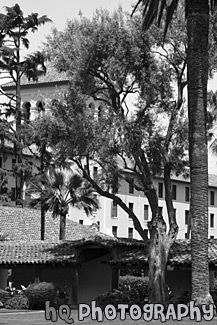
1,66,217,240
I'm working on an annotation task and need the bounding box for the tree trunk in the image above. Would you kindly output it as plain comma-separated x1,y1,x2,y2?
148,216,170,306
59,213,67,240
187,0,213,305
15,71,23,203
40,145,46,240
41,206,45,240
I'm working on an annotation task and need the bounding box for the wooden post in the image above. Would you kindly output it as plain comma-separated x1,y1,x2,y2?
35,266,41,282
71,268,79,308
112,268,119,289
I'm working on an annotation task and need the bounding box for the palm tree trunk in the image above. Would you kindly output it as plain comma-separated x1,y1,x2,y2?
187,0,213,305
59,213,67,240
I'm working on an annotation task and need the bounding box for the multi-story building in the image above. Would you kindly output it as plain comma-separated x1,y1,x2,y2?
1,64,217,240
69,168,217,240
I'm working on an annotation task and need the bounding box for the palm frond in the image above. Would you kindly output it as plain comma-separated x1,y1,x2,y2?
22,51,46,82
158,0,167,26
133,0,178,39
164,0,179,38
21,37,30,49
67,173,83,193
24,13,52,32
49,169,65,190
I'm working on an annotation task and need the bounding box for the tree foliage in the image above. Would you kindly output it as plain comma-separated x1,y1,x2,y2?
0,4,51,201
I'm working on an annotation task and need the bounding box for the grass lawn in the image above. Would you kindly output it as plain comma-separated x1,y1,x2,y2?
0,310,216,325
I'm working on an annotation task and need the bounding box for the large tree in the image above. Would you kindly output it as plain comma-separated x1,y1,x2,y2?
0,4,51,203
133,0,214,306
40,8,188,305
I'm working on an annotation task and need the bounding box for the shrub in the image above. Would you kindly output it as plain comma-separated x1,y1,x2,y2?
96,289,130,310
0,289,10,305
4,295,29,309
96,276,149,310
176,290,191,305
25,282,56,310
119,275,149,303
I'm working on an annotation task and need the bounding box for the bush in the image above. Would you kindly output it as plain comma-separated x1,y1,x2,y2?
176,290,191,305
119,275,149,303
25,282,56,310
96,276,149,310
0,289,10,305
4,295,29,309
96,289,130,310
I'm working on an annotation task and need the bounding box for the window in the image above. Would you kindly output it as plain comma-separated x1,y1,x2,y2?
158,182,163,198
112,226,117,237
79,220,83,225
111,201,117,218
0,157,2,168
172,184,177,200
98,105,102,119
93,167,98,179
128,203,134,218
158,206,163,217
185,187,190,202
210,191,215,206
185,233,189,239
12,159,16,170
128,227,133,239
210,236,215,239
22,101,31,123
97,221,100,231
129,179,134,194
144,205,149,221
185,210,190,225
210,213,215,228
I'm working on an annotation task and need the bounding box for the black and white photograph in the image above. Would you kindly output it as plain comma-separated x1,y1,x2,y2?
0,0,217,323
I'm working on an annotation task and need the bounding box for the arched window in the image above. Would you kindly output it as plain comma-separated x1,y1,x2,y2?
22,101,31,123
98,105,103,119
51,99,59,106
36,100,45,113
89,102,95,110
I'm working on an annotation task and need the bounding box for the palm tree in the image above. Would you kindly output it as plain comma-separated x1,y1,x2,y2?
28,169,99,240
133,0,213,305
0,4,52,202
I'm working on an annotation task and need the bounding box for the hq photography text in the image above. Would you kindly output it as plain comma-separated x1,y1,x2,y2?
45,300,215,323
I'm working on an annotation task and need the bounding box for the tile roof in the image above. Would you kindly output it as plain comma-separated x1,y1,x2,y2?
0,241,77,265
1,62,69,89
110,239,217,267
0,206,147,265
0,206,112,242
